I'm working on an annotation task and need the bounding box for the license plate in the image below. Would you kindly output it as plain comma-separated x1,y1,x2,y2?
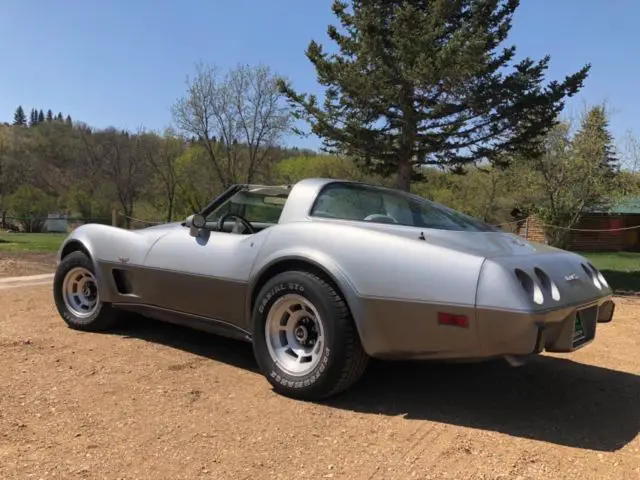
572,312,587,347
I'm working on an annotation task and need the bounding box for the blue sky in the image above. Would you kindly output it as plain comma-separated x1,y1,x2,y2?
0,0,637,153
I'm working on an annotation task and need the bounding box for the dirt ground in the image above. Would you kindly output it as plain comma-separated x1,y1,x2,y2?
0,286,638,480
0,252,57,278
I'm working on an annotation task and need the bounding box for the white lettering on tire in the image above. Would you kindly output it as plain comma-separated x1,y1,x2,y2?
267,346,331,389
258,282,305,314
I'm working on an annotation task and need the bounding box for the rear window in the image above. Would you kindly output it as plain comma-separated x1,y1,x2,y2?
310,182,497,232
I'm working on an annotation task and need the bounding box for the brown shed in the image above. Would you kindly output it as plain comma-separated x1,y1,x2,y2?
512,196,640,252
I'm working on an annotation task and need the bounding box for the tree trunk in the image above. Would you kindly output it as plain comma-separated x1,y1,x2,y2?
166,194,174,224
123,198,133,229
396,160,412,192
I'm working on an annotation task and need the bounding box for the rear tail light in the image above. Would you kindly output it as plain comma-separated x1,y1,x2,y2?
534,267,560,301
581,263,602,290
587,262,609,288
514,268,544,304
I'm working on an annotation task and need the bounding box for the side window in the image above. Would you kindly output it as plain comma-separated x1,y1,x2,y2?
208,201,232,219
243,203,285,223
313,188,358,219
311,184,385,221
207,192,287,224
206,200,240,221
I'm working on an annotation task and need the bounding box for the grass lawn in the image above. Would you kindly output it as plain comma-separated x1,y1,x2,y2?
0,232,67,253
581,251,640,293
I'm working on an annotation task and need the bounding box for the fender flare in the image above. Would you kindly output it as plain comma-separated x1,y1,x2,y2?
245,250,368,343
57,234,113,299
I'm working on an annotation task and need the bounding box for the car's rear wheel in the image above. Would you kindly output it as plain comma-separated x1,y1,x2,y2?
53,250,119,332
252,270,369,400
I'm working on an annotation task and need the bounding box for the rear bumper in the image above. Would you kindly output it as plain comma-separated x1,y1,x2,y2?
476,297,615,359
356,295,615,361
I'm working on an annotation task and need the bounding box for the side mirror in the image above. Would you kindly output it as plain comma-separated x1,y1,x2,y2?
185,213,208,238
192,213,206,228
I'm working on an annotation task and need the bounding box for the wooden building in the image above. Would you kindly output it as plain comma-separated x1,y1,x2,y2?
512,196,640,252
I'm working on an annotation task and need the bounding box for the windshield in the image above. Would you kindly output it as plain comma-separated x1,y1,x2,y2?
206,186,290,225
310,182,498,232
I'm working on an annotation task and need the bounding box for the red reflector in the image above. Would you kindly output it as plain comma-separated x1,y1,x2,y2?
438,312,469,328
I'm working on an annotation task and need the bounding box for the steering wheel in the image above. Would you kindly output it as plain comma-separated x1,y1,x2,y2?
216,212,255,234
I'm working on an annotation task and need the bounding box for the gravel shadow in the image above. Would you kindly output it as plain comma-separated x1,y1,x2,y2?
109,315,639,452
328,356,640,452
108,314,260,374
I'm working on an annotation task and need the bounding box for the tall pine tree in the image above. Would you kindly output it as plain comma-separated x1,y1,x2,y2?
29,108,38,126
514,106,620,248
13,106,27,126
46,109,53,122
278,0,591,191
572,105,619,180
38,109,45,123
65,114,73,126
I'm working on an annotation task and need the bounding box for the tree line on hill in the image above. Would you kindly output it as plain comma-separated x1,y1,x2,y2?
12,105,73,127
1,0,638,247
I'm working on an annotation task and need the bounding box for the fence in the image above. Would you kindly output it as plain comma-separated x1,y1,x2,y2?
115,212,166,230
494,215,640,251
0,211,170,233
1,215,111,233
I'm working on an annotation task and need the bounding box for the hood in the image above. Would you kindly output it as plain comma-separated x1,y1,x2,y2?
135,221,183,234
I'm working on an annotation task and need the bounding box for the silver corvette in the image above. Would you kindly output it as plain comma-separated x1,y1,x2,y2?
53,178,616,400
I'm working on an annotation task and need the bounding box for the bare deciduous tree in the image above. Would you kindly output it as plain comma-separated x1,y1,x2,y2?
80,128,147,228
511,105,621,248
140,128,184,222
0,126,12,227
621,130,640,173
0,126,35,227
171,62,291,187
618,130,640,197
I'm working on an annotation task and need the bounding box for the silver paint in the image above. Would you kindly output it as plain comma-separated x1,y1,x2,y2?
56,177,615,361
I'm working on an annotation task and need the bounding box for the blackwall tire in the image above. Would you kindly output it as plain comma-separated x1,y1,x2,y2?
252,270,369,400
52,251,119,332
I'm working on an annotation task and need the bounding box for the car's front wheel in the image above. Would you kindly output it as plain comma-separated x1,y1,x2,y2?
252,270,369,400
53,250,119,332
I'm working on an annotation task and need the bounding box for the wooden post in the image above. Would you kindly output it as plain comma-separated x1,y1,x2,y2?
112,209,117,227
